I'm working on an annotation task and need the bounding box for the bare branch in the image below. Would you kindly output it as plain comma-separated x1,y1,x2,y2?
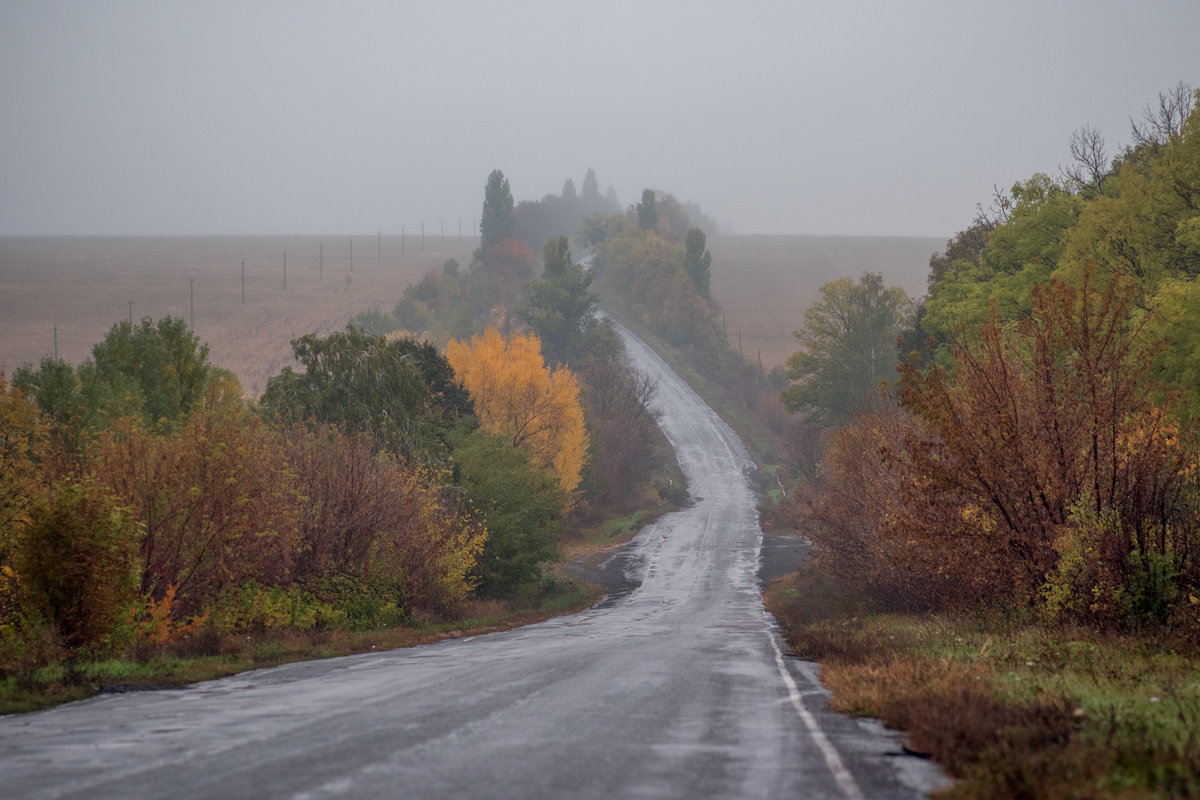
1130,80,1194,147
1063,124,1108,192
974,184,1013,228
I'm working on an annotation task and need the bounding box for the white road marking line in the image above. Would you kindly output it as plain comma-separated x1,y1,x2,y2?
769,633,866,800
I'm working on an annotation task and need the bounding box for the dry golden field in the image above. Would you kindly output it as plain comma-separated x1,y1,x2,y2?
0,236,479,396
708,234,943,369
1,233,945,396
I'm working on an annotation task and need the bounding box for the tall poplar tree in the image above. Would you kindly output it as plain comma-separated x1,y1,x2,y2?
683,228,712,299
480,169,514,249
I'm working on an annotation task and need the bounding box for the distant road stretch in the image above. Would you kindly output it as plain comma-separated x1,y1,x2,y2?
0,323,945,799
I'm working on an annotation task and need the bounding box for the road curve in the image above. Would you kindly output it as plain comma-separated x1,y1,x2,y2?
0,324,945,799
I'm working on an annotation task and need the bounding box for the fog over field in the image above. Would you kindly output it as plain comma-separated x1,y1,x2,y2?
0,233,937,386
0,235,479,394
708,234,942,368
2,1,1196,238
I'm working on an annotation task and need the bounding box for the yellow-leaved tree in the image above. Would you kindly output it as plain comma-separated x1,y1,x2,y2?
445,328,588,496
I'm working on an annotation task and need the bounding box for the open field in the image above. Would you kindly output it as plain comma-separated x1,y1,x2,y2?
709,234,943,369
1,234,945,394
0,235,479,396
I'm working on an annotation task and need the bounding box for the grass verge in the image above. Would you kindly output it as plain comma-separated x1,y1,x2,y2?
765,564,1200,799
0,582,601,716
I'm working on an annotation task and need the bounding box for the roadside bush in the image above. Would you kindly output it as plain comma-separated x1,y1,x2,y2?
575,325,663,513
794,396,972,612
796,268,1200,626
286,425,487,617
93,408,300,618
210,582,343,635
893,267,1200,620
1043,500,1186,629
451,428,564,599
15,479,140,656
0,373,46,629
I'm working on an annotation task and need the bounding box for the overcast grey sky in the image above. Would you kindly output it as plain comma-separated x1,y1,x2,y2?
1,1,1196,238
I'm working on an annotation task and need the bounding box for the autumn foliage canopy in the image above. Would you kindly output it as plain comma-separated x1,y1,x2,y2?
446,328,588,497
802,267,1200,626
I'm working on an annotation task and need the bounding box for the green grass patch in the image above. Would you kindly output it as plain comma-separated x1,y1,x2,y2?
565,507,665,555
765,565,1200,799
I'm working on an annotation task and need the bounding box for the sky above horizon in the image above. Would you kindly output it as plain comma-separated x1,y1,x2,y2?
2,1,1196,238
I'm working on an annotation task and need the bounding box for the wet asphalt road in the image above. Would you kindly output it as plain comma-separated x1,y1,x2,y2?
0,324,946,799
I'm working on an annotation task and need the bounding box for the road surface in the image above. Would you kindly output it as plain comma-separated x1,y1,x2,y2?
0,324,946,799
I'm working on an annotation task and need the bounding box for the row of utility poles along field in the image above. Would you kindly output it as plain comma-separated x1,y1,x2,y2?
114,221,482,339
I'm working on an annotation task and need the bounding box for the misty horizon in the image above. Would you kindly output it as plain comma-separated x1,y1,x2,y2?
2,2,1196,239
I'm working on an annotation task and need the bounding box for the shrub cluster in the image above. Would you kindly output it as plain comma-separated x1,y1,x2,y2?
1,356,487,674
792,87,1200,634
801,269,1200,630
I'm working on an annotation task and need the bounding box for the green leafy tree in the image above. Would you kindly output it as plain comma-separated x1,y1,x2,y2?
577,212,626,252
927,223,993,287
782,273,912,425
87,316,221,428
923,176,1081,346
16,319,236,452
1062,95,1200,291
649,193,697,242
598,227,721,350
683,228,712,299
451,429,563,599
1148,275,1200,421
480,169,514,249
261,327,467,459
520,237,599,366
13,358,85,440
